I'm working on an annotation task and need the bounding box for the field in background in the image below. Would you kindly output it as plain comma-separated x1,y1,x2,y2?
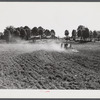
0,39,100,89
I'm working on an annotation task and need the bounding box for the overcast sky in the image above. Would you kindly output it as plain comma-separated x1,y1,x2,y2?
0,2,100,37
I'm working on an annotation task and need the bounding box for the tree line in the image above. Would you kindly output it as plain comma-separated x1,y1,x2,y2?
0,25,100,43
0,26,56,42
65,25,100,42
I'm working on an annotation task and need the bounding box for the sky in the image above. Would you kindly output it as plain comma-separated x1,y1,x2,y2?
0,2,100,37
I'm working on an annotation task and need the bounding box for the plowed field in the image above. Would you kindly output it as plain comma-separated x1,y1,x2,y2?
0,40,100,89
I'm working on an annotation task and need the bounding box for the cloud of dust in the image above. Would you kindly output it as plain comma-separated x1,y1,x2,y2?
16,40,66,53
0,39,78,53
0,39,65,53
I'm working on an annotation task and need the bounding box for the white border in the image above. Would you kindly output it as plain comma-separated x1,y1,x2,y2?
0,90,100,98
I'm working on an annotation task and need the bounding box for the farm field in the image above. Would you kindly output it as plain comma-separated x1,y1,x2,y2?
0,40,100,89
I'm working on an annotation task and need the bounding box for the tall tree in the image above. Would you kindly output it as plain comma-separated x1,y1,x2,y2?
72,29,76,41
31,27,38,36
6,26,15,35
20,28,26,39
77,25,89,41
65,30,69,36
93,30,97,38
89,30,93,41
38,26,44,38
24,26,31,40
77,25,85,40
93,30,98,42
44,29,51,36
51,29,55,38
82,28,89,40
64,30,70,41
4,29,11,43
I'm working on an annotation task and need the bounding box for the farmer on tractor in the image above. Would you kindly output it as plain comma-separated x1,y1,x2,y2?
61,36,72,49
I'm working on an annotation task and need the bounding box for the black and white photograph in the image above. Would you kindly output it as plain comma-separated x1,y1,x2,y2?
0,2,100,90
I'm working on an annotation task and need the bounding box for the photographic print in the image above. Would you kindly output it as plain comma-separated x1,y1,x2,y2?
0,2,100,90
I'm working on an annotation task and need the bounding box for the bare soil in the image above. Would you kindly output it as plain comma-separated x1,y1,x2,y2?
0,40,100,89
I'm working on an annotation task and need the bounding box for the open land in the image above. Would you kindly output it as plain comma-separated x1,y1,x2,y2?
0,39,100,89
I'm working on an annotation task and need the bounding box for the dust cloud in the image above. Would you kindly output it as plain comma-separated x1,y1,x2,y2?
0,39,78,53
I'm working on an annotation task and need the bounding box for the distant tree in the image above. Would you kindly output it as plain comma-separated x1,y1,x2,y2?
82,28,89,40
16,27,21,33
13,30,20,38
20,28,26,39
64,30,70,41
72,29,76,41
24,26,29,29
0,32,4,39
6,26,15,35
77,25,85,40
38,30,43,38
93,30,97,38
3,26,16,42
24,26,31,40
38,26,44,38
98,34,100,41
77,25,85,31
77,25,89,41
92,30,97,42
77,30,82,38
44,29,51,37
89,30,93,41
65,30,69,36
4,29,11,43
51,29,55,38
38,26,43,30
96,31,100,41
31,27,38,36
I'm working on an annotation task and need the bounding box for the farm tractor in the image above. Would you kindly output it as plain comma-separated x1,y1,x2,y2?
61,37,72,49
61,42,72,49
